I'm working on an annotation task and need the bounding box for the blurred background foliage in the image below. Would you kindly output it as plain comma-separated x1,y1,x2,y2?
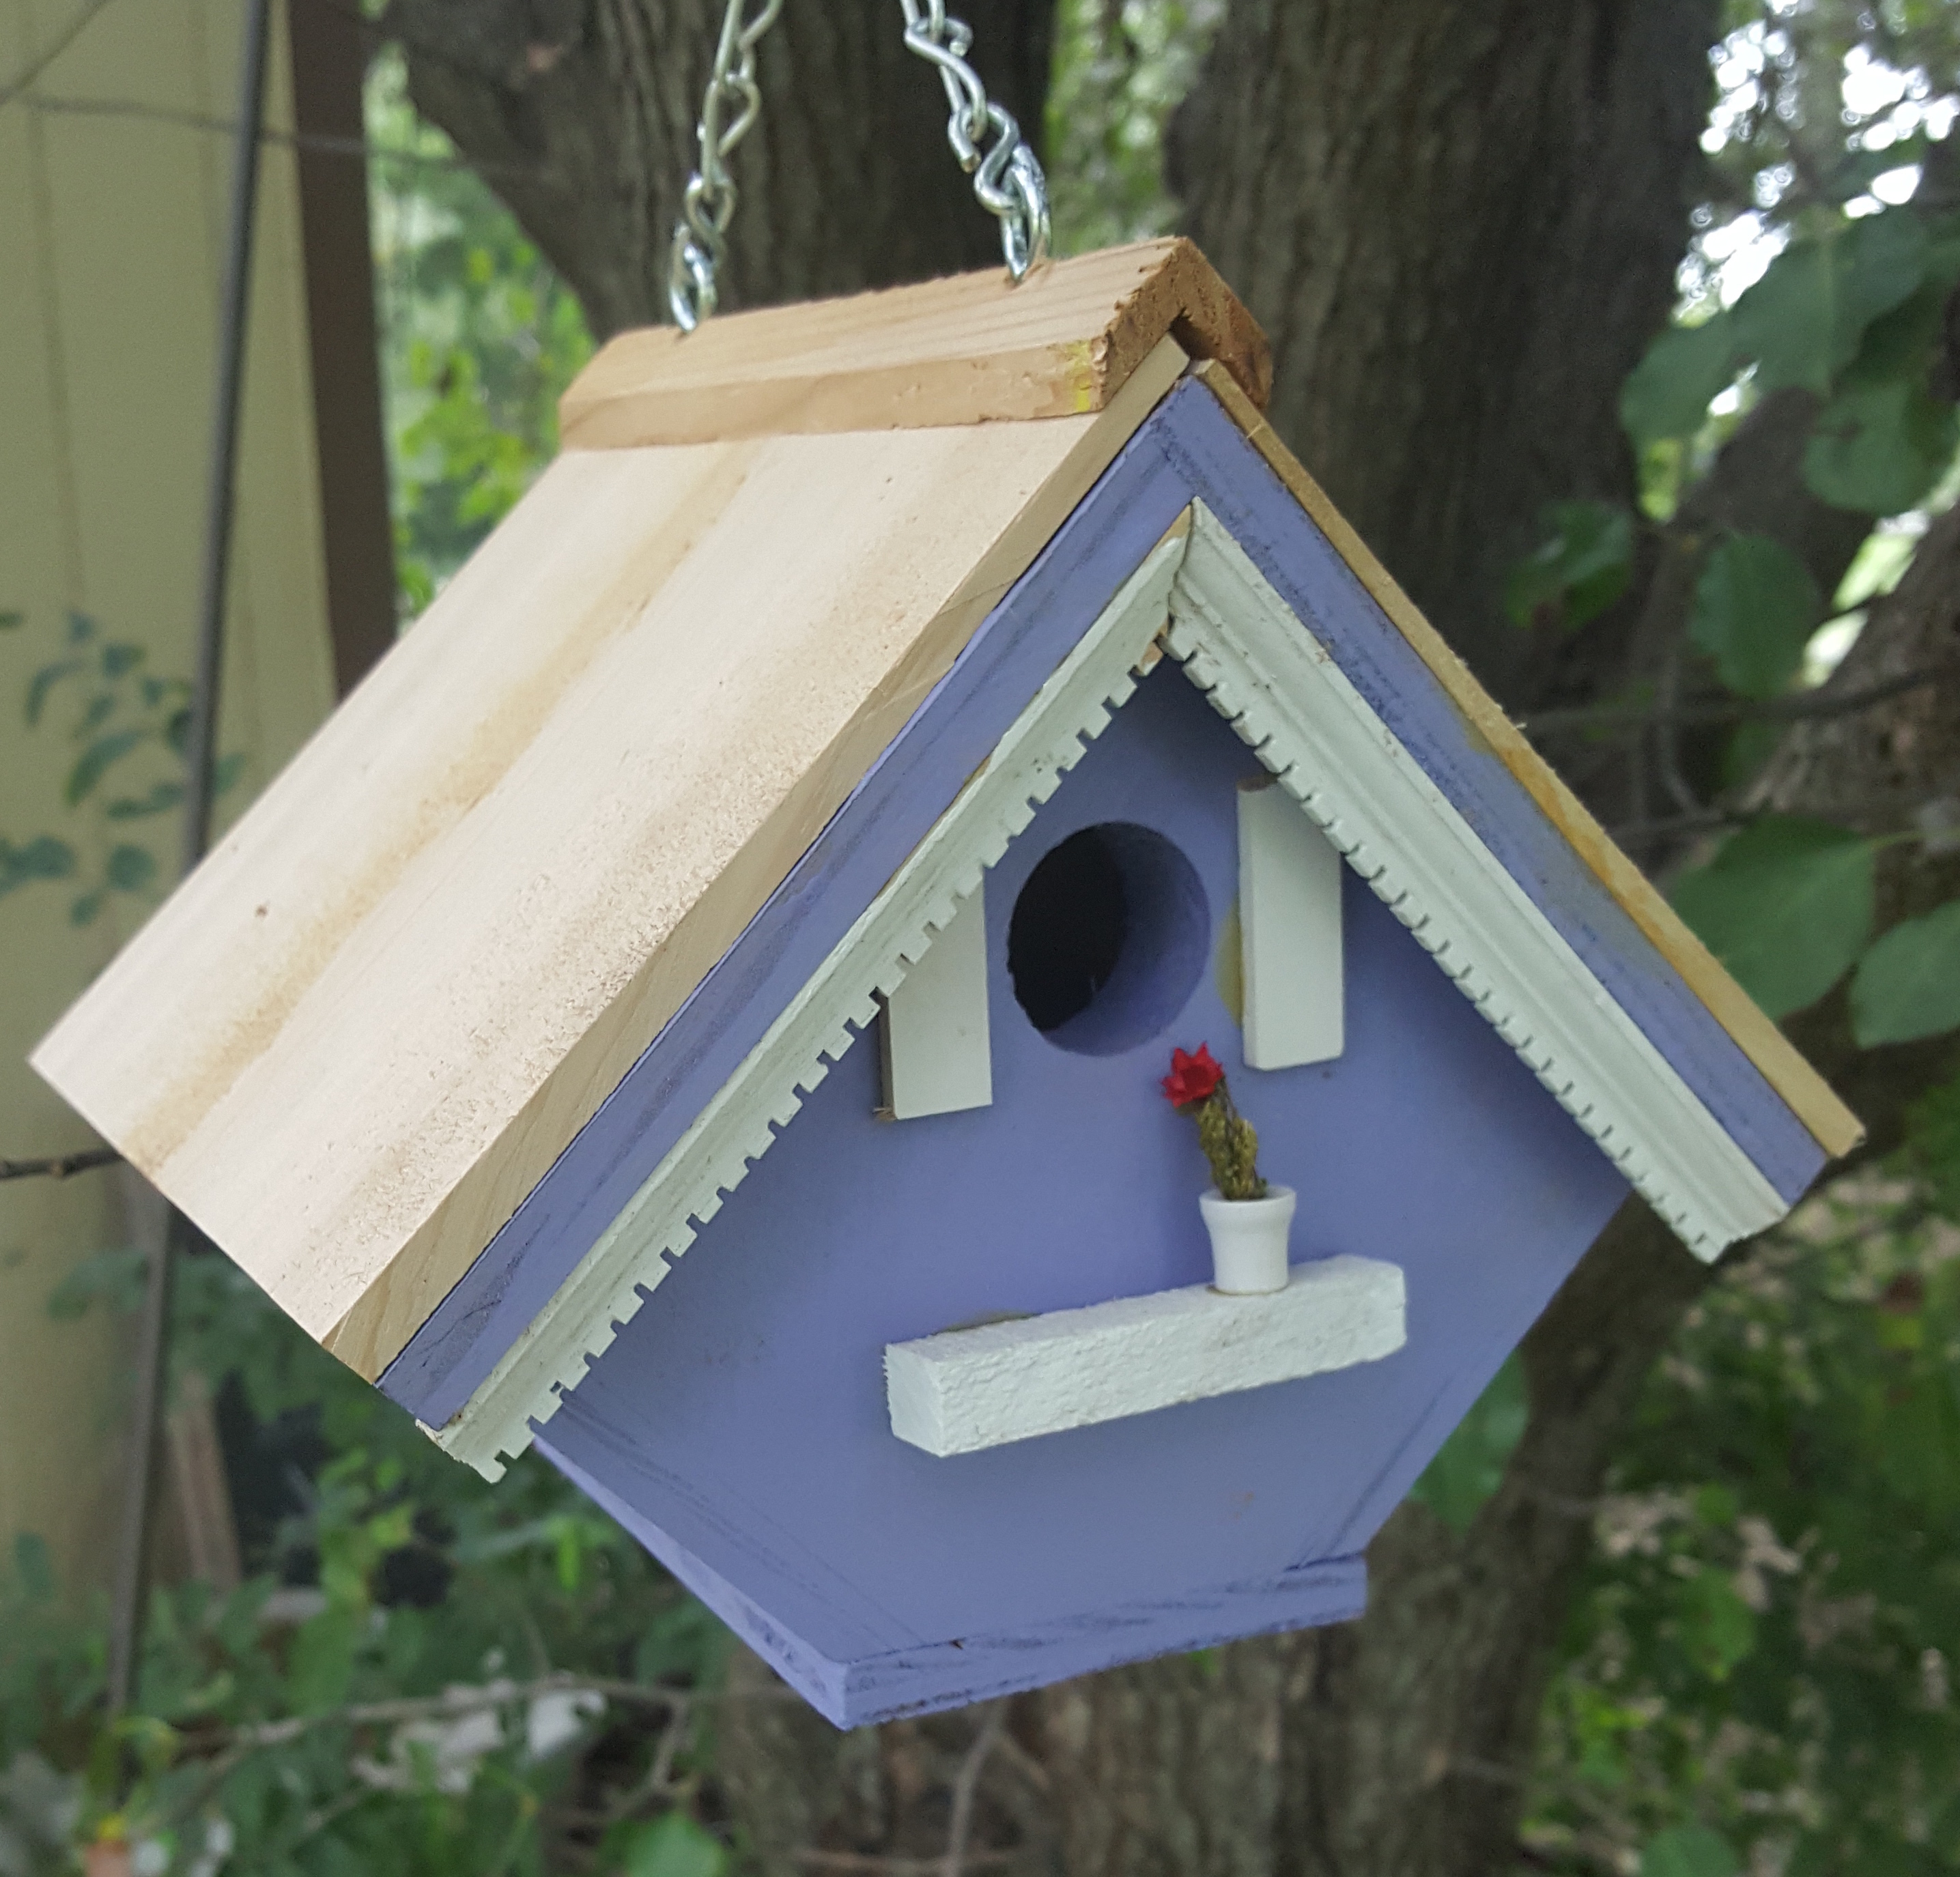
7,0,1960,1872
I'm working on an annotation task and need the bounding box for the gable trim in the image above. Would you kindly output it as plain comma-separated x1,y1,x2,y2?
426,533,1190,1476
1167,506,1785,1259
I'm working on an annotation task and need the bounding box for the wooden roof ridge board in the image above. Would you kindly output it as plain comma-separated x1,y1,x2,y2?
1187,360,1861,1163
29,335,1193,1386
379,375,1854,1471
556,238,1273,449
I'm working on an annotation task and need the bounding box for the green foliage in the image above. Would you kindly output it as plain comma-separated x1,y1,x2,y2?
1505,502,1636,632
1641,1824,1739,1877
1528,1184,1960,1872
1408,1355,1527,1532
367,52,593,615
613,1811,728,1877
1688,532,1823,699
1621,318,1747,450
1045,0,1224,255
1851,900,1960,1045
5,1247,730,1876
1671,818,1877,1018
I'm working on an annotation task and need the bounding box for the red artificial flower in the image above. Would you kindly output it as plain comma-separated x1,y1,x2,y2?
1161,1043,1225,1108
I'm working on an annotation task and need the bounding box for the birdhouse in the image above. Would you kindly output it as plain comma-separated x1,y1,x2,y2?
35,240,1860,1728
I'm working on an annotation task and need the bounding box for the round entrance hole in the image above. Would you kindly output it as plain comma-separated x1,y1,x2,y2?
1006,822,1208,1057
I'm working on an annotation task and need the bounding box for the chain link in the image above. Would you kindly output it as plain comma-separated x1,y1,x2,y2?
668,0,785,331
899,0,1050,277
668,0,1051,331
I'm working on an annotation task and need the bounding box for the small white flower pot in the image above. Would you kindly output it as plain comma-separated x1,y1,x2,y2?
1199,1184,1296,1294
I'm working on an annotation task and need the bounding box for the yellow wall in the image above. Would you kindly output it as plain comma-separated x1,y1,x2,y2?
0,0,339,1596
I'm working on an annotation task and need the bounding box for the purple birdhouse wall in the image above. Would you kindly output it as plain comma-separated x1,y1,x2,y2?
532,666,1633,1726
33,244,1861,1736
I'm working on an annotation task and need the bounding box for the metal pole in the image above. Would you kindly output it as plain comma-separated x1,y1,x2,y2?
105,0,272,1719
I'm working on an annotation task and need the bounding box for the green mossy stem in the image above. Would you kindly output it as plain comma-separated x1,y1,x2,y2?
1190,1081,1267,1201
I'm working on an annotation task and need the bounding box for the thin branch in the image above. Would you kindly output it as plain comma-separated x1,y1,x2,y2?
18,92,552,180
795,1856,1015,1874
1520,659,1959,739
0,0,120,106
941,1702,1008,1877
0,1147,122,1182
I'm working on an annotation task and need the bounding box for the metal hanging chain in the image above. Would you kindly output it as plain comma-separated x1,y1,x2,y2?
898,0,1049,279
668,0,1051,331
668,0,784,331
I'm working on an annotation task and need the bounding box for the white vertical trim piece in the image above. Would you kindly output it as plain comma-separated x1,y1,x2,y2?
1238,777,1344,1070
879,882,992,1119
429,530,1191,1477
1167,503,1784,1261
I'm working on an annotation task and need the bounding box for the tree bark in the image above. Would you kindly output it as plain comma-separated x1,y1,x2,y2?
382,0,1054,340
1171,0,1717,708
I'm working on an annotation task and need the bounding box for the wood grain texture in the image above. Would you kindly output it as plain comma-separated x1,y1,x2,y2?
558,239,1269,448
31,341,1186,1379
1190,359,1862,1162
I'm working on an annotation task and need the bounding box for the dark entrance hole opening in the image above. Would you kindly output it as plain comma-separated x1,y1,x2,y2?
1007,822,1208,1057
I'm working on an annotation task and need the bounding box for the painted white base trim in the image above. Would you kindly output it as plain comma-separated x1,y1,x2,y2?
885,1255,1407,1457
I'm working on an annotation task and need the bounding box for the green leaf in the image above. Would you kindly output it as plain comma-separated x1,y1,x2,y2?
104,844,157,893
1671,817,1876,1018
1680,1566,1757,1678
1804,375,1957,515
63,610,97,646
1505,502,1635,630
287,1605,363,1713
212,749,247,797
1906,1068,1960,1220
1688,534,1822,700
0,835,76,895
1735,214,1927,395
618,1811,728,1877
104,780,184,820
98,641,143,678
45,1246,147,1320
1641,1825,1739,1877
68,889,104,928
1621,315,1742,447
1408,1355,1526,1532
1849,900,1960,1044
64,727,147,806
0,610,23,631
25,659,81,726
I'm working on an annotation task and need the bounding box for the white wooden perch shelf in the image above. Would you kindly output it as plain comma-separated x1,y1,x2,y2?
884,1255,1408,1457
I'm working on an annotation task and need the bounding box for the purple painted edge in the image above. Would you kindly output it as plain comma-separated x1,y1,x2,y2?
382,376,1827,1425
1156,389,1826,1207
537,1431,1367,1730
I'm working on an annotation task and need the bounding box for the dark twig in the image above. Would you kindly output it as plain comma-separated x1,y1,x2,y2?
941,1702,1008,1877
1520,659,1959,739
20,92,554,180
795,1857,1014,1874
0,0,120,106
0,1147,121,1181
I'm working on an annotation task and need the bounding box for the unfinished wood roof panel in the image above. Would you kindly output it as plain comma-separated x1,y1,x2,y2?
558,238,1271,448
33,352,1184,1370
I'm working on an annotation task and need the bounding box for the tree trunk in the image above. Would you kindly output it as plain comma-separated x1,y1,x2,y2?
382,0,1054,339
375,4,1960,1874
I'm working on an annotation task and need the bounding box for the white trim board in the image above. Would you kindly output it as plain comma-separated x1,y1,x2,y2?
427,503,1785,1479
885,1255,1406,1457
1165,504,1783,1258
